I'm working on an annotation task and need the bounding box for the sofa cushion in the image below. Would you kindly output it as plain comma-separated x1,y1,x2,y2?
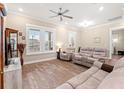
76,77,100,89
66,66,99,88
97,67,124,89
93,52,106,57
80,53,92,57
93,48,107,58
80,48,93,57
56,83,73,89
87,57,98,64
76,69,108,89
93,61,103,69
74,54,82,61
101,64,114,73
60,53,68,58
92,70,108,81
56,61,109,89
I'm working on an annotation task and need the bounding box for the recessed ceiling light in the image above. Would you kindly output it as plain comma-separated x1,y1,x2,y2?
99,6,104,11
122,8,124,11
18,8,23,12
78,20,94,27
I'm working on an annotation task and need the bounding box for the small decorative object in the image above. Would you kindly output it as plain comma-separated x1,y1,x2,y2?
22,36,25,40
19,32,22,36
113,46,116,55
18,43,26,66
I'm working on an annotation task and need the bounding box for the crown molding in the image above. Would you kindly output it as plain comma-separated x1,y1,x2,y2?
83,18,124,30
8,11,57,27
8,10,80,31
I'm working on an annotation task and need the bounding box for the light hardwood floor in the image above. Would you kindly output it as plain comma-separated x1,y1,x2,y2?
22,59,88,89
22,55,123,89
105,55,123,66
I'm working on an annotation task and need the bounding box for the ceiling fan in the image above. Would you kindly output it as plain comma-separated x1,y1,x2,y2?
49,8,73,21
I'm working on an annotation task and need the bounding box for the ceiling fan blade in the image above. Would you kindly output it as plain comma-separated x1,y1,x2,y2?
49,10,58,14
49,15,58,18
62,10,69,14
60,16,63,21
63,15,73,19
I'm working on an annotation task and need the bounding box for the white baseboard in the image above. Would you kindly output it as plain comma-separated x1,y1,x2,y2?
24,57,56,65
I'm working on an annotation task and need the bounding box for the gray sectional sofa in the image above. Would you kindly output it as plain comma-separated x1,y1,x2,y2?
72,47,108,67
57,57,124,89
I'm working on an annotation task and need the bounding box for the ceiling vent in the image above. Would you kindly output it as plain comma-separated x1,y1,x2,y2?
108,16,122,21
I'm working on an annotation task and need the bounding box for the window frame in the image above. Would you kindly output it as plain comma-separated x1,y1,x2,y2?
26,24,56,55
44,31,54,51
68,31,77,48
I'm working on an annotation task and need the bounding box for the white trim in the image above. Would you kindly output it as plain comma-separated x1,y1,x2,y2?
109,26,124,59
8,11,57,27
26,24,56,55
109,28,112,59
84,19,124,30
24,57,56,65
8,11,79,31
26,24,56,31
26,51,56,56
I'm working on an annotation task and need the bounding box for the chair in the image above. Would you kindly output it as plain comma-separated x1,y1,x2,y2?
60,48,75,61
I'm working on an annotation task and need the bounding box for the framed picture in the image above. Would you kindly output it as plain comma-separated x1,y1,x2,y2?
94,37,101,43
19,32,22,36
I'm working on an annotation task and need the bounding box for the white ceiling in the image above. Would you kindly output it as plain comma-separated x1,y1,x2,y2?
5,3,124,28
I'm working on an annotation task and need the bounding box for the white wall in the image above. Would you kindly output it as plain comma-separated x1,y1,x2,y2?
112,30,124,54
5,12,81,64
81,20,124,56
6,12,124,62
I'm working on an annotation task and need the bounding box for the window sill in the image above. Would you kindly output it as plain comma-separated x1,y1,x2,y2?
26,51,56,56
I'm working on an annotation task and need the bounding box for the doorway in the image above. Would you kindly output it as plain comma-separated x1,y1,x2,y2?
109,26,124,59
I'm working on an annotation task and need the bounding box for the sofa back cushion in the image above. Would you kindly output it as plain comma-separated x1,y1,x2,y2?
66,48,75,53
97,57,124,89
93,48,107,58
80,48,94,57
97,67,124,89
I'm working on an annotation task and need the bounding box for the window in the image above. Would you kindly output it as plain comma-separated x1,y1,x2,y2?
26,24,55,55
27,28,41,53
68,31,76,48
44,31,53,51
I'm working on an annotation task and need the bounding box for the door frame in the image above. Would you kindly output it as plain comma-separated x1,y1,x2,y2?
109,26,124,59
0,3,7,89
